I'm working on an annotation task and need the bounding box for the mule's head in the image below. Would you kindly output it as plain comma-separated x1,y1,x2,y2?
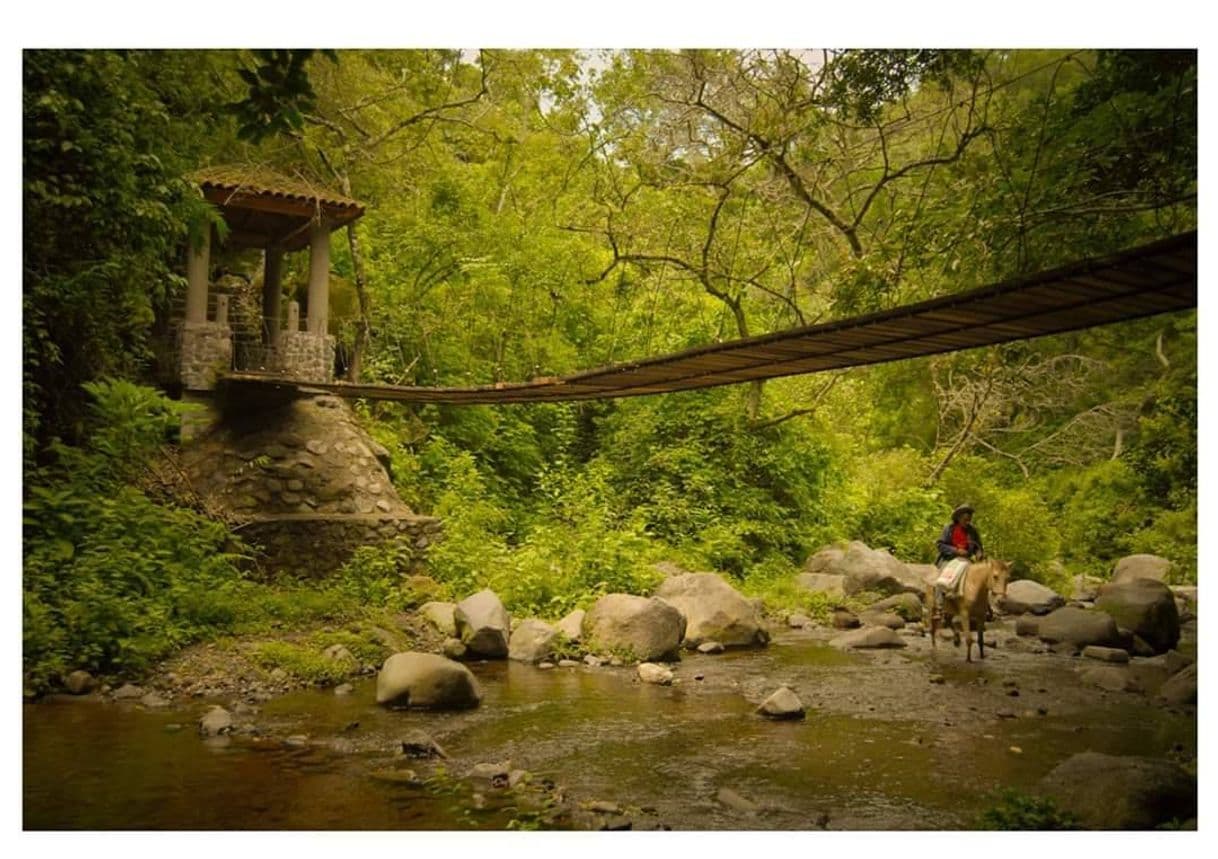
987,560,1011,601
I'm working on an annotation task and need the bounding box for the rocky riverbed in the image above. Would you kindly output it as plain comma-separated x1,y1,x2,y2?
24,610,1197,830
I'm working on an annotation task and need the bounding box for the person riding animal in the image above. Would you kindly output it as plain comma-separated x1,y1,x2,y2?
933,504,983,610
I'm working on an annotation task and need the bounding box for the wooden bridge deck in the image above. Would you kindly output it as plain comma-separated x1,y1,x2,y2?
222,231,1197,405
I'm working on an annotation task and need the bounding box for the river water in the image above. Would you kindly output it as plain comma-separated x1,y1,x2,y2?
24,630,1196,830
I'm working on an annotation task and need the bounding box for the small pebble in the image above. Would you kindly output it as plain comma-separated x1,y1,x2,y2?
1009,745,1023,754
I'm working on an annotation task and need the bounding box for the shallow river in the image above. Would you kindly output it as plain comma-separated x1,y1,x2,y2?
24,630,1196,830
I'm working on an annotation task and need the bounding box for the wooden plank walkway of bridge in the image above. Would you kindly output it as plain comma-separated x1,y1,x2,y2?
223,231,1197,405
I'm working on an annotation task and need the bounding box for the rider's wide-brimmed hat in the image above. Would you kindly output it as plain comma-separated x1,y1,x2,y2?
952,504,975,522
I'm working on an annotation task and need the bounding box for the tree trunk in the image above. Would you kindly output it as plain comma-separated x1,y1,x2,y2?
345,222,371,383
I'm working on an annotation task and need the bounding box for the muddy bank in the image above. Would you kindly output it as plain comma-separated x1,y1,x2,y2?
25,618,1196,830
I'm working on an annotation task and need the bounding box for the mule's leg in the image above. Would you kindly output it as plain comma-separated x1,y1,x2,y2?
977,622,985,660
962,611,972,662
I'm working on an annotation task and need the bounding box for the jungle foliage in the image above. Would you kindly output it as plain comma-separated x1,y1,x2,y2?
23,49,1197,682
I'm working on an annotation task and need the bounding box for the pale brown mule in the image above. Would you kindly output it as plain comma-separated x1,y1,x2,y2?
927,560,1011,662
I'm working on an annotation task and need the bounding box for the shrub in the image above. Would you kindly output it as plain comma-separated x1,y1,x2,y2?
976,789,1082,830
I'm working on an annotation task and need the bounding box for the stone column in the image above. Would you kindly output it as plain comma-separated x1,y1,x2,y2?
214,294,229,326
185,229,210,323
307,221,330,335
262,246,283,347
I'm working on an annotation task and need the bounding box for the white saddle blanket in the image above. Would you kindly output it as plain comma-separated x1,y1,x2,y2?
935,558,970,593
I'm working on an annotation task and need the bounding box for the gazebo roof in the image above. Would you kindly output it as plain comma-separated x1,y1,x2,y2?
192,165,366,251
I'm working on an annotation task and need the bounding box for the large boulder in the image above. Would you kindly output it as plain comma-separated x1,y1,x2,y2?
1111,554,1172,585
999,579,1066,616
1037,752,1196,829
508,619,559,664
865,592,924,622
793,572,845,598
908,563,940,587
804,542,925,596
1095,579,1180,654
756,686,805,720
1036,606,1123,651
555,609,585,642
419,601,457,637
454,590,511,658
582,594,685,662
654,572,769,649
376,652,481,709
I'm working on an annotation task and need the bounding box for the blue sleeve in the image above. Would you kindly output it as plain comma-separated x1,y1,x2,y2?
936,524,956,557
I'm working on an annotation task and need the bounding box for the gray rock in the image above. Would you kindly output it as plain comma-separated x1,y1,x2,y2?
323,644,356,663
1095,579,1180,654
442,638,467,660
794,572,846,598
582,594,686,662
1136,649,1193,676
1158,664,1196,706
1111,554,1172,585
865,592,924,622
832,608,861,629
555,609,585,642
198,706,233,737
419,601,458,637
454,590,511,658
1037,606,1122,651
583,654,603,667
469,761,511,786
696,641,724,654
908,563,941,587
400,728,447,759
140,692,170,708
557,659,579,668
757,686,805,719
1015,615,1041,637
508,618,559,663
787,612,813,629
1000,579,1066,615
1082,645,1130,664
112,683,144,700
860,611,905,630
716,787,760,813
637,663,674,685
376,652,481,710
654,572,769,648
65,670,97,695
1038,752,1195,829
830,626,906,650
806,541,926,596
1079,665,1142,693
334,683,354,696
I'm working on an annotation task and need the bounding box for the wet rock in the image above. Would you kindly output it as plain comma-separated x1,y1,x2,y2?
833,609,861,630
584,654,603,667
829,626,906,650
198,706,233,737
929,674,945,685
582,593,686,662
1158,664,1196,706
787,612,813,629
112,683,144,700
555,609,585,642
1095,579,1180,654
757,686,805,719
1079,665,1142,693
999,580,1066,615
376,652,481,710
860,611,905,630
454,590,511,658
1036,606,1122,651
697,641,725,654
637,663,674,685
334,683,354,696
509,618,559,664
716,787,759,813
865,592,924,622
400,728,447,759
269,668,288,683
538,661,555,670
1083,645,1130,664
587,800,622,814
284,735,309,748
442,638,467,660
655,572,769,648
65,670,97,695
140,692,170,708
469,761,511,788
557,659,580,668
1137,649,1193,676
794,572,846,598
1111,554,1172,586
1038,752,1195,829
1070,574,1104,602
418,601,458,637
